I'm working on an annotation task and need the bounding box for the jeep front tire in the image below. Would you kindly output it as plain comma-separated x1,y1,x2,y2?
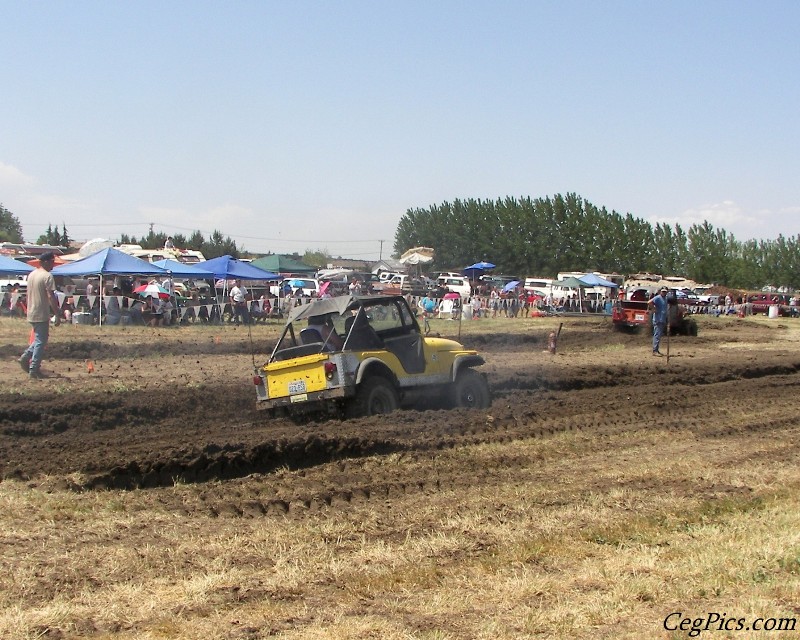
450,369,491,409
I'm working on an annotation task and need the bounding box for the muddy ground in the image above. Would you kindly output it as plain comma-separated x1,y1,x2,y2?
1,315,798,518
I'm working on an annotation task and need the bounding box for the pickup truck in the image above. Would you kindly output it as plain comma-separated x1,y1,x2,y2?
612,289,698,336
375,274,436,297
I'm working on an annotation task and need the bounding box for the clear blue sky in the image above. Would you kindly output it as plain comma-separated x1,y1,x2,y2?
2,1,798,261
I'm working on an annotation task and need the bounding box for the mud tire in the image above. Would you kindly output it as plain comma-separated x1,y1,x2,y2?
346,376,399,418
450,369,491,409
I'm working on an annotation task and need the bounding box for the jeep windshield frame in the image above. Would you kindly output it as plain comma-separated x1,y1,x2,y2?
268,295,421,362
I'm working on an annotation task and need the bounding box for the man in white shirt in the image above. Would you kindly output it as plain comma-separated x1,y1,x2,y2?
229,279,250,325
19,252,61,378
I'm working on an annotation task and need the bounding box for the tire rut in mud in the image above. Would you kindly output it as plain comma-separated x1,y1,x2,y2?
5,355,797,499
132,374,800,521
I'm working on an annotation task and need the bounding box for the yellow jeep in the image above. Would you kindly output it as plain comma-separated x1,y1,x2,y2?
253,294,490,419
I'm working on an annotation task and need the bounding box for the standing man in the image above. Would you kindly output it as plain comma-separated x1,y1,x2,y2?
648,286,669,356
19,251,61,379
229,278,250,325
418,294,436,334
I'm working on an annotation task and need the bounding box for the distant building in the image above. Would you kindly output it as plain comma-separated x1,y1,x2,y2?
0,242,67,259
370,258,405,275
324,257,372,272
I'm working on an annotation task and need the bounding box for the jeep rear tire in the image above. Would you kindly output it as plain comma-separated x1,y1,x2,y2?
450,369,491,409
346,376,399,418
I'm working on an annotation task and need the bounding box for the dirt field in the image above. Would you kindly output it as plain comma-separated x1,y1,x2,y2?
1,313,799,639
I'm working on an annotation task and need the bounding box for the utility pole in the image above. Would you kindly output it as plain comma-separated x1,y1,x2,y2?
379,239,384,261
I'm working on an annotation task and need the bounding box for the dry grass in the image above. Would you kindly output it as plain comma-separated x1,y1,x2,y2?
2,421,799,639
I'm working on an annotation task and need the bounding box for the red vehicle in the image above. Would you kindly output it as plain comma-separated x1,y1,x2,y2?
747,293,791,316
612,299,650,329
612,288,697,336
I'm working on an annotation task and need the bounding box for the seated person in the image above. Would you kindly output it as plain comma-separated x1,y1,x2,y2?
250,296,270,323
128,298,146,325
302,314,344,350
10,286,27,318
161,297,175,326
104,287,123,325
143,296,164,327
180,290,200,323
343,311,383,350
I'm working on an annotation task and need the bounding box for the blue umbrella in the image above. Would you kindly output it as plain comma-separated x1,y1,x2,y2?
503,280,520,292
464,261,495,271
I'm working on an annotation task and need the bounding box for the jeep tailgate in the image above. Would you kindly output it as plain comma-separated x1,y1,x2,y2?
263,353,330,403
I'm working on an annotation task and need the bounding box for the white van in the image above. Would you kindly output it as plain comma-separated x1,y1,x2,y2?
524,277,553,297
270,277,319,297
437,275,471,299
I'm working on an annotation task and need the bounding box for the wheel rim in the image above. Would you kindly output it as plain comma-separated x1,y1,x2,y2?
368,388,396,414
460,385,478,407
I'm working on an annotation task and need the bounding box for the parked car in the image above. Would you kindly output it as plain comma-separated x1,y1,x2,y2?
270,277,319,298
379,271,403,283
747,293,791,316
436,275,471,300
377,274,436,297
480,275,519,291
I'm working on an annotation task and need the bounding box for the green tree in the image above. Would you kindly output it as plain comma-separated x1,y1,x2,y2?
302,249,329,268
171,233,187,248
60,223,71,246
202,230,239,259
35,223,70,246
36,224,55,245
0,203,24,242
188,231,206,250
393,193,799,289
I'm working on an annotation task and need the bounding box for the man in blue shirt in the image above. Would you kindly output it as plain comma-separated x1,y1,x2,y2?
648,287,669,356
419,295,436,334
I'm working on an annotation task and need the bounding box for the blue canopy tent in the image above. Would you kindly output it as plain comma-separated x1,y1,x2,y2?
149,259,217,322
150,259,214,279
52,248,169,325
0,255,35,275
200,255,279,281
53,248,168,277
0,258,32,314
577,273,619,288
200,255,280,314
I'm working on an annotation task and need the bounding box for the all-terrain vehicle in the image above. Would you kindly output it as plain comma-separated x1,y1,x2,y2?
253,294,491,419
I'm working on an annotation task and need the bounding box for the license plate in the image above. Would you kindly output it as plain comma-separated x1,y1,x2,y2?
288,379,307,395
635,314,645,321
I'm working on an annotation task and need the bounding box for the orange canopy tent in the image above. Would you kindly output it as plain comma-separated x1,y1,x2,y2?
27,255,68,268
